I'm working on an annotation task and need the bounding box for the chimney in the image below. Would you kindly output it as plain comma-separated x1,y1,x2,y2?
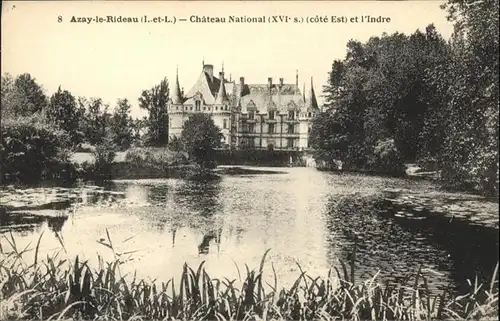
279,78,284,87
203,64,214,80
219,71,224,82
239,77,245,95
268,77,273,87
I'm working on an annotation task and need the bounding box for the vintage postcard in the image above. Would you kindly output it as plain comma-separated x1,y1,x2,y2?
1,1,498,320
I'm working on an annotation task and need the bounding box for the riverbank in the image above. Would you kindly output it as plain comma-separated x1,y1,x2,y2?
0,241,497,321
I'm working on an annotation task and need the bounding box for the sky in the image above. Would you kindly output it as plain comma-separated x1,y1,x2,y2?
2,1,454,118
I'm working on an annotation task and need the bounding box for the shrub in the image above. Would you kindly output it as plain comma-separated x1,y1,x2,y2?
90,132,117,181
125,147,188,169
368,138,406,177
0,115,73,183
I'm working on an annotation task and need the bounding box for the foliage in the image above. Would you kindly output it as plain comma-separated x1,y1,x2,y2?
309,112,348,168
167,135,184,152
0,232,498,321
1,73,48,118
138,78,170,147
317,26,450,172
46,86,85,148
437,0,499,196
0,116,73,183
314,1,498,195
110,98,135,151
79,97,112,146
180,114,223,169
90,131,117,181
367,138,406,177
125,147,188,169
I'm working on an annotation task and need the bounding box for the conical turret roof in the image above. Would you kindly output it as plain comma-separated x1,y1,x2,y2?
171,66,183,104
306,77,318,110
215,65,229,104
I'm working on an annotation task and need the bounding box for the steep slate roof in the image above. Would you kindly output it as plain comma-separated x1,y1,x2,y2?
171,67,183,104
305,78,319,111
184,69,235,105
239,85,304,114
181,65,319,112
214,72,230,104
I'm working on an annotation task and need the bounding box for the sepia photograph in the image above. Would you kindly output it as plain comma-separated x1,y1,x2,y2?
1,1,498,320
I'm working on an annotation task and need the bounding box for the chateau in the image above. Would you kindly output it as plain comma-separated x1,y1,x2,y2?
167,63,320,151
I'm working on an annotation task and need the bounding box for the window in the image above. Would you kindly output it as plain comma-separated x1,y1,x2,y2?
268,123,275,134
248,123,255,133
195,101,201,111
288,110,295,120
216,106,218,111
248,111,254,120
288,124,294,134
223,119,227,129
225,105,228,111
248,138,255,148
287,138,294,148
269,110,275,120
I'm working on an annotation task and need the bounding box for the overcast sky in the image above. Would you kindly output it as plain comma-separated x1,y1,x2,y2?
2,1,454,118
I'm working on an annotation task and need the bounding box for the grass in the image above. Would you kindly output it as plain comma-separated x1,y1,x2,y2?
0,230,498,321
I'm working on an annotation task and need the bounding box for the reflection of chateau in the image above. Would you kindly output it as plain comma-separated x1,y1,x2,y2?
167,63,320,150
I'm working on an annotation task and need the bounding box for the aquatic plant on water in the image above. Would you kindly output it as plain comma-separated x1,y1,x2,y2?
0,230,497,321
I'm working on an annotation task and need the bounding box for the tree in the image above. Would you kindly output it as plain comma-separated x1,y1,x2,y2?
110,98,134,150
138,78,169,146
180,114,223,168
1,73,48,118
314,25,451,175
438,0,499,196
80,97,111,146
46,87,83,148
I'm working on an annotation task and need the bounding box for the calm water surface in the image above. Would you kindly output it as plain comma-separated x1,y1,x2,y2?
1,167,498,295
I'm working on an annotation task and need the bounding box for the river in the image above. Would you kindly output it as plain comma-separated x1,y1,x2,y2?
1,167,498,296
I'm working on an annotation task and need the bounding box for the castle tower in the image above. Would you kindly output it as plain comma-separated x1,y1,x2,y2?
214,64,229,105
171,66,183,104
168,66,185,138
306,77,318,110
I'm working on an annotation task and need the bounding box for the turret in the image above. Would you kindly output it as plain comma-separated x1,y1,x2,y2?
306,77,318,110
203,64,214,81
215,65,229,104
171,66,183,104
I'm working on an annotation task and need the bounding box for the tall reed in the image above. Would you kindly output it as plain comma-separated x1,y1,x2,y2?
0,230,497,321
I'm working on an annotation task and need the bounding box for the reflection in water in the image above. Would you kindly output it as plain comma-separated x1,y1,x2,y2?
1,168,498,296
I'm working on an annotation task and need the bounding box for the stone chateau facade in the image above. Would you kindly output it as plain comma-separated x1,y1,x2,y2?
167,63,320,150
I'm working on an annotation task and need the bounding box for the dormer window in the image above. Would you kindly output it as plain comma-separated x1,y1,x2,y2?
269,110,275,120
288,110,295,120
195,101,201,111
248,111,255,120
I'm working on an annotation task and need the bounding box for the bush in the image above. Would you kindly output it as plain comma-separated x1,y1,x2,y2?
0,116,73,183
368,138,406,177
90,133,117,181
125,147,188,169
